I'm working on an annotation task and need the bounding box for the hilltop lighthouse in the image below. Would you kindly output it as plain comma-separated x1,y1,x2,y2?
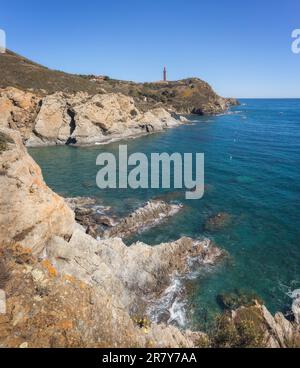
163,66,167,82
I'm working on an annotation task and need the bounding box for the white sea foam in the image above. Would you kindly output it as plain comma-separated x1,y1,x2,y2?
147,277,187,328
147,244,216,329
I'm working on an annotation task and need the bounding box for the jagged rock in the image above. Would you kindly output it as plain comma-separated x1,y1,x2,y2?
0,245,205,348
230,303,299,348
103,200,183,239
46,230,223,315
66,197,183,240
211,302,300,348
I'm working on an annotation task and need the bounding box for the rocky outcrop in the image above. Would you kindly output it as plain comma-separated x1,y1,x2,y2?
0,88,41,141
103,200,183,239
46,232,223,315
64,197,117,238
259,304,299,348
0,128,222,348
133,78,239,115
0,244,206,348
65,197,183,240
0,88,183,147
209,300,300,348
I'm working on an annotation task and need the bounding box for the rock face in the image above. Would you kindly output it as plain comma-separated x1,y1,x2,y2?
0,128,75,255
0,128,222,347
0,88,40,141
46,232,223,316
259,304,299,348
0,88,183,147
0,244,205,348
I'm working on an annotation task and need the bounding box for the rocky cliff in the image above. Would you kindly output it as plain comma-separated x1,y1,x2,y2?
0,87,183,146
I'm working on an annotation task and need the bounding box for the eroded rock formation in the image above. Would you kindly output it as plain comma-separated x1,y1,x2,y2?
0,88,183,147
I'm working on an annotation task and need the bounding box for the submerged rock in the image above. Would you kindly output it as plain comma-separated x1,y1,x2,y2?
217,289,263,310
204,212,232,232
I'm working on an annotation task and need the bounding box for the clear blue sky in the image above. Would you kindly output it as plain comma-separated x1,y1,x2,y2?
1,0,300,97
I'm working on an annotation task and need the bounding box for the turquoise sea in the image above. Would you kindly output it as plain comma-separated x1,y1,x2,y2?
30,99,300,329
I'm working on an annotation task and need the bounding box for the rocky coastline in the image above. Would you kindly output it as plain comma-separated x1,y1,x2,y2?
0,127,299,348
0,51,240,147
0,50,298,348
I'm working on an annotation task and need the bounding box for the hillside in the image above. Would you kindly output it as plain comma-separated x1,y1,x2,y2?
0,50,238,115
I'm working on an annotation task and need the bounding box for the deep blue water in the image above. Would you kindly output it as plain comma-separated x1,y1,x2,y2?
29,99,300,329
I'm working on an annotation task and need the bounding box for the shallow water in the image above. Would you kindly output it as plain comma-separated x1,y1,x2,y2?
30,99,300,329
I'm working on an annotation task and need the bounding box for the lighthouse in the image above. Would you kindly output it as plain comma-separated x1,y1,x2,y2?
163,66,167,82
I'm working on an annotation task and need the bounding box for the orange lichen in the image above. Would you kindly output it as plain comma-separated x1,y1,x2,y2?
41,259,58,278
